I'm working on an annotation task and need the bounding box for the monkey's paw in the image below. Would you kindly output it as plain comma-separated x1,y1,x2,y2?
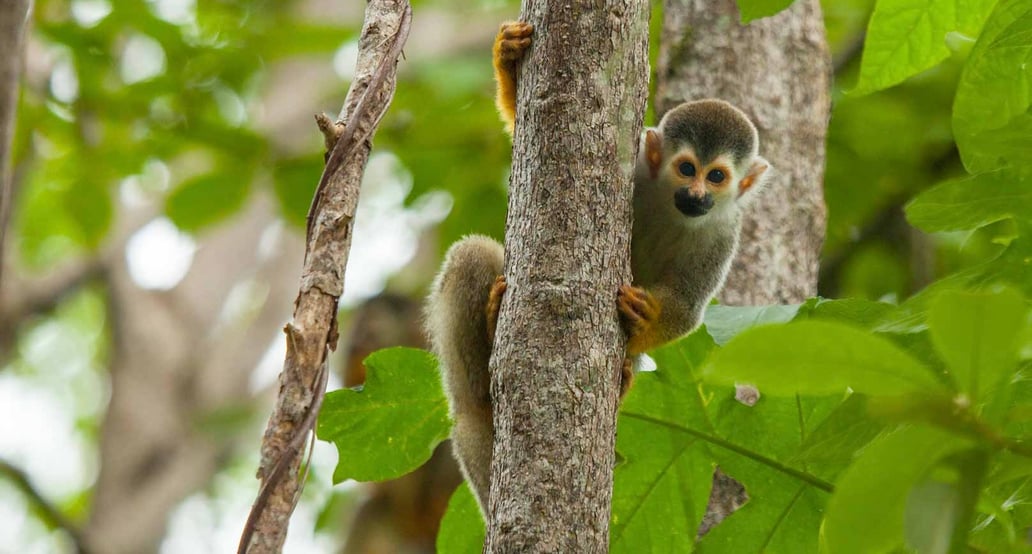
486,275,507,344
620,357,635,399
495,22,533,66
618,285,661,354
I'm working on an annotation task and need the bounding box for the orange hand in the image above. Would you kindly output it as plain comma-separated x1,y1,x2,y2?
493,22,533,134
618,284,662,355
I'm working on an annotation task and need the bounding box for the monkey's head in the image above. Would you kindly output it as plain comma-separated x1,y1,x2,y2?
640,99,770,220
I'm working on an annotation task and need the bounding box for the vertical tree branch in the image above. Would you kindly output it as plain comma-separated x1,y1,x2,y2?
656,0,831,532
0,0,30,286
239,2,411,552
486,0,649,551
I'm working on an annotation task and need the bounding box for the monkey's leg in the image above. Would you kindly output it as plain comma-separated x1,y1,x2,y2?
620,356,634,399
493,22,533,133
485,275,507,345
425,236,504,516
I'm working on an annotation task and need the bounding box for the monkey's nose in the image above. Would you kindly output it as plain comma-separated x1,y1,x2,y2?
674,187,713,217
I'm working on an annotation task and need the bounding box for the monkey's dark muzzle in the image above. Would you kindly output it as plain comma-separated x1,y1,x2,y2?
674,187,713,217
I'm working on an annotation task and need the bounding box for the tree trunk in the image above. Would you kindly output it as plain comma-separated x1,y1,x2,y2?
0,0,29,285
655,0,831,532
485,1,649,551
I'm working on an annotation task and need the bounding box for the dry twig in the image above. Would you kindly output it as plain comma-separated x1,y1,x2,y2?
238,1,412,551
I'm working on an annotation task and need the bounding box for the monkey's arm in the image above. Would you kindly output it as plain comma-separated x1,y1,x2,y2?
492,22,532,134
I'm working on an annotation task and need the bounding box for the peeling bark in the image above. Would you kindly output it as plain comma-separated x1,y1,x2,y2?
239,1,411,551
485,1,649,551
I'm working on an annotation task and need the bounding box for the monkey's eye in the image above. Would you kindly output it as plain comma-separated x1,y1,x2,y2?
707,169,726,183
678,162,696,177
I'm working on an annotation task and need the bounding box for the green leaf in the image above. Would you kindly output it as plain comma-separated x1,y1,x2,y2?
703,304,801,345
853,0,995,95
735,0,796,23
928,288,1025,399
316,347,452,483
166,169,253,232
953,0,1032,173
906,168,1032,232
793,394,886,479
793,297,896,329
271,156,322,228
612,397,714,552
702,321,943,396
437,483,484,554
904,449,988,554
906,479,962,554
619,332,835,552
699,481,825,553
63,179,113,248
823,426,971,554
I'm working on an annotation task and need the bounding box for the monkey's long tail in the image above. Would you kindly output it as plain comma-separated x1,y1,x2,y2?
424,234,503,515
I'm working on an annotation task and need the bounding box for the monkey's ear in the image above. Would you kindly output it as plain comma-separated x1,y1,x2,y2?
645,129,663,180
738,157,769,200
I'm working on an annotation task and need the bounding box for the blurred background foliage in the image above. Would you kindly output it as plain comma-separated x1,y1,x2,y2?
0,0,1010,550
12,0,991,295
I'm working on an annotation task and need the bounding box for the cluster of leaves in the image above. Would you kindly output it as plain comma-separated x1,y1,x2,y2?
13,0,359,265
318,0,1031,551
13,0,515,270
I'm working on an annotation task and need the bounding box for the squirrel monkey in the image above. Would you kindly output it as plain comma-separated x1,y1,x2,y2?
425,22,770,516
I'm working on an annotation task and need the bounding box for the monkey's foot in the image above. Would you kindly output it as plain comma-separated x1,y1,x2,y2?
618,285,661,354
486,275,507,344
620,357,635,399
495,22,533,66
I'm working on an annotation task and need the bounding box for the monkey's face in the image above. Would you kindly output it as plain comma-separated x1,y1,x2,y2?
667,151,737,218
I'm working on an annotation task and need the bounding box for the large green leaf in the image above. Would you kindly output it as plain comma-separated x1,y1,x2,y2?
853,0,995,95
928,288,1025,400
616,333,838,551
698,475,825,553
612,414,714,553
792,394,886,480
823,426,971,554
793,297,895,328
436,483,484,554
906,167,1032,232
703,304,801,345
613,332,718,551
316,347,452,483
953,0,1032,173
702,321,944,396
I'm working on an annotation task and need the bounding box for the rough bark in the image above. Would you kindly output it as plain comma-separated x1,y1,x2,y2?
239,1,411,551
485,1,649,551
0,0,30,286
656,0,830,533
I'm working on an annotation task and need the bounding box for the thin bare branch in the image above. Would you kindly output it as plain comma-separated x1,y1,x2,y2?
238,1,412,552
